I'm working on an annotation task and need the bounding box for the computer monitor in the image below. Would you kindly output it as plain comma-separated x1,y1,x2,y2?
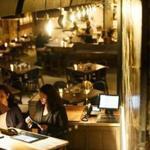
99,94,119,114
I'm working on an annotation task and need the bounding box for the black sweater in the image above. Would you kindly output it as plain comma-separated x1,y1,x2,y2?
6,106,25,129
33,101,68,138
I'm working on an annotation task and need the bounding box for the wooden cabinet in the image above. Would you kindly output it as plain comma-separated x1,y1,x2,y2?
66,105,120,150
68,124,120,150
68,126,86,150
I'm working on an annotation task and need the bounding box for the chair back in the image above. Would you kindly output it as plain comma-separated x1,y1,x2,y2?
91,68,107,82
23,68,41,92
53,81,67,91
89,80,108,106
93,80,108,94
65,68,84,84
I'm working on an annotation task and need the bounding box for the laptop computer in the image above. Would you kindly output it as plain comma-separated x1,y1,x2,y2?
12,130,48,143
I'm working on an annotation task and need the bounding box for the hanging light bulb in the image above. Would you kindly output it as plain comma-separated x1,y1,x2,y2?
69,8,76,23
81,6,86,17
45,13,49,20
45,19,53,36
76,7,81,20
91,5,96,14
85,5,89,15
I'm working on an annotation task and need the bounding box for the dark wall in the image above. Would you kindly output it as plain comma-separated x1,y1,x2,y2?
141,0,150,148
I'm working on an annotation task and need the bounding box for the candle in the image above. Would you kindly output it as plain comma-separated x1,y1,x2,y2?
10,64,14,71
73,64,78,70
58,88,63,98
4,42,8,47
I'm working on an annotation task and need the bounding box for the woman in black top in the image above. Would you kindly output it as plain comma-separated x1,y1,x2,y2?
0,84,25,129
32,84,68,138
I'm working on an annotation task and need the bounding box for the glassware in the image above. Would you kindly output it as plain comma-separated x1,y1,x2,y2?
82,80,93,104
58,88,63,98
84,88,90,104
73,64,78,70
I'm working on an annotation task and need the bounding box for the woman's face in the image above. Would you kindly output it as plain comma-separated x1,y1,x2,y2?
39,92,47,105
0,90,9,106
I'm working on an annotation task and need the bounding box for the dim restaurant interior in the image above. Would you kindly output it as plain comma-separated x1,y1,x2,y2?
0,0,149,150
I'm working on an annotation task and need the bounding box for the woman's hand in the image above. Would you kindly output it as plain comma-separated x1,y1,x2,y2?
41,124,48,130
39,124,48,135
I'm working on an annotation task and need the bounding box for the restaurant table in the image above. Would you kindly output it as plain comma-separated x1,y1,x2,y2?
0,62,42,90
9,42,23,56
61,83,103,104
0,129,68,150
66,63,108,82
0,63,42,75
9,42,22,48
45,42,74,49
0,48,10,55
29,84,103,105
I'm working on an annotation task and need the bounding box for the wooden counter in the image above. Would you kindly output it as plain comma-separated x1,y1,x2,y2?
66,105,120,150
66,105,120,125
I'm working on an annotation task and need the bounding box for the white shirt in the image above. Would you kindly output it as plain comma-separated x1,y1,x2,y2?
0,112,7,129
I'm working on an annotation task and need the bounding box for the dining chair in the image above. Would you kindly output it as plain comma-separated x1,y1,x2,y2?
91,68,107,82
91,68,108,91
89,80,108,106
65,68,84,84
23,68,44,92
53,80,67,91
93,80,109,94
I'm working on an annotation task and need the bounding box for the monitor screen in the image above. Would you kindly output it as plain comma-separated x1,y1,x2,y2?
99,94,119,109
12,134,38,143
12,131,48,143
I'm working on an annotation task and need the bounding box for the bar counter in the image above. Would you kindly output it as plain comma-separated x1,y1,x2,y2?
66,105,120,150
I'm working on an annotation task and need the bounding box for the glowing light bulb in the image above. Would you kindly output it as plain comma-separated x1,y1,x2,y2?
45,20,53,36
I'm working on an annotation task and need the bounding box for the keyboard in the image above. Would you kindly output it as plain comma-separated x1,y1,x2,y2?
96,114,119,123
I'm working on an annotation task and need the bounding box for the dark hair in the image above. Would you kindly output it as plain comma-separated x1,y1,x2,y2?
0,84,16,108
40,84,63,112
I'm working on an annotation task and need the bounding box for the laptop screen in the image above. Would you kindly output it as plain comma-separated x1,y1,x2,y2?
12,131,48,143
12,134,38,143
99,95,119,109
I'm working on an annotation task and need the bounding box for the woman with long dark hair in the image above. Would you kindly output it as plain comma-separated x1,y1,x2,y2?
0,84,24,129
32,84,68,138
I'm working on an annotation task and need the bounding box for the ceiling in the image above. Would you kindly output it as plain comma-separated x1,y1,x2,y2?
0,0,18,17
23,0,100,12
0,0,101,17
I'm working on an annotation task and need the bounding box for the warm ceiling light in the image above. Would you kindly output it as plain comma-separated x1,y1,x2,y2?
76,7,82,20
4,42,8,47
81,6,86,17
45,19,53,36
69,8,75,23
